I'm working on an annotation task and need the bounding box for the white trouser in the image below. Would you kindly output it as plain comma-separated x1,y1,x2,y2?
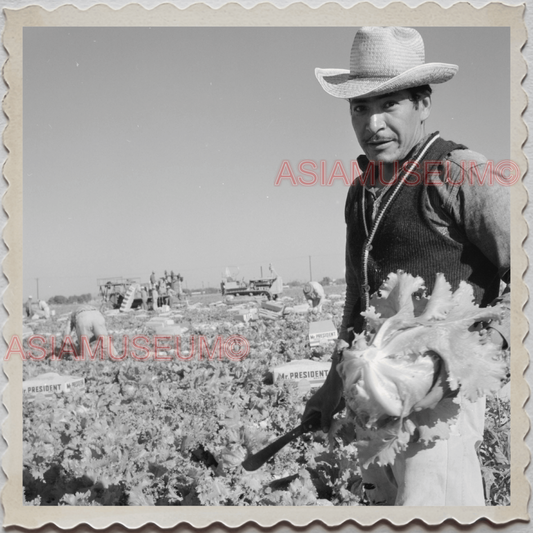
362,397,486,506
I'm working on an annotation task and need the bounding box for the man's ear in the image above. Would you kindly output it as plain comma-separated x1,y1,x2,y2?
420,95,432,122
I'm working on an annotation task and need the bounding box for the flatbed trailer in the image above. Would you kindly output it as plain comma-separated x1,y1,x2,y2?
97,277,151,309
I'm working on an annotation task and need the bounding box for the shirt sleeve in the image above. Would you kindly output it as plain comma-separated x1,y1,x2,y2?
438,150,511,345
339,184,362,344
339,244,361,344
442,150,510,278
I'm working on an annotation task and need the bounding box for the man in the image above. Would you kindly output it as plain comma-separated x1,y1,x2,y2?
303,281,325,312
140,285,149,311
302,27,510,506
158,279,169,307
151,286,159,311
25,296,34,318
176,274,184,301
38,299,51,319
63,305,117,357
267,264,283,300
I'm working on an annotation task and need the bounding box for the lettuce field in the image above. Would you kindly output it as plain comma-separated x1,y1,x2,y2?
21,288,511,506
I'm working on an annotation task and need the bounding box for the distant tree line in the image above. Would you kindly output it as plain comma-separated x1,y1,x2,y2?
187,287,218,295
48,293,92,305
203,287,220,294
287,277,346,287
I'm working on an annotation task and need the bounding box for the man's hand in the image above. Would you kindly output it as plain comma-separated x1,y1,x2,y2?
301,382,344,433
301,339,348,432
470,321,507,350
486,326,507,350
412,358,456,412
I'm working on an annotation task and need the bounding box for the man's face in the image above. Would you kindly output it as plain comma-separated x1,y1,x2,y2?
350,90,431,164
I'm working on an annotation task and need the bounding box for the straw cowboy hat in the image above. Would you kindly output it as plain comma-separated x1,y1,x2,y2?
315,27,458,99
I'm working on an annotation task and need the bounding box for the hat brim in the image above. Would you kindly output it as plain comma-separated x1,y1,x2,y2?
315,63,458,99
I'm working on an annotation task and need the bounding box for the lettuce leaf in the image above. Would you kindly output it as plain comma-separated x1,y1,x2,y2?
338,271,506,466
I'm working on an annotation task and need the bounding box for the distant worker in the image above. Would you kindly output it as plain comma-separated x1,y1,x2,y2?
25,296,34,318
140,286,148,311
158,281,169,307
150,271,156,289
38,299,51,319
303,281,326,312
63,305,117,357
176,274,184,301
152,286,159,311
103,281,112,302
268,264,283,300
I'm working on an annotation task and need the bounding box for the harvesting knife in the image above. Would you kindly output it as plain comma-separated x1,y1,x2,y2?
241,414,321,472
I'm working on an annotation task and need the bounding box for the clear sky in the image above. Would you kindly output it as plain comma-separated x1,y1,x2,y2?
23,27,510,299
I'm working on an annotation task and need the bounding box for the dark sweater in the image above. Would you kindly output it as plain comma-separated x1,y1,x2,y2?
343,134,502,336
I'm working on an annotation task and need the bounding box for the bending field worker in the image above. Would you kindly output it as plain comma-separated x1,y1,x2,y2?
302,27,510,506
63,305,117,357
303,281,325,312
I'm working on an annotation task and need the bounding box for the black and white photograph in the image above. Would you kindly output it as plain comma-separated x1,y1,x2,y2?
1,2,529,529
